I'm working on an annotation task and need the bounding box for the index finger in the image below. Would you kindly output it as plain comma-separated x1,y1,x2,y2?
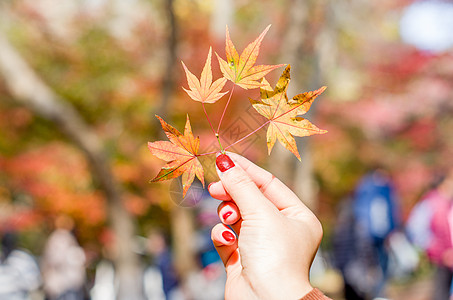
212,152,305,211
216,154,277,217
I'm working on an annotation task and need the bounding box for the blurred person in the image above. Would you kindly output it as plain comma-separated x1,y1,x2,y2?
195,196,223,269
208,153,330,300
0,231,41,300
352,167,400,299
143,265,166,300
90,248,117,300
146,229,183,300
90,231,169,300
91,234,144,300
424,169,453,300
185,197,226,300
332,196,366,300
406,173,447,252
41,215,86,300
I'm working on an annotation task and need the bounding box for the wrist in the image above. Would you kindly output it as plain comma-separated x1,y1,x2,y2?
253,278,313,300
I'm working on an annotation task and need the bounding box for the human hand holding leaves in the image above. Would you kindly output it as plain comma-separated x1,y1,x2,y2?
148,25,327,195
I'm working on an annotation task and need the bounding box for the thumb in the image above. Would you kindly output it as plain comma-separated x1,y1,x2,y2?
216,153,275,216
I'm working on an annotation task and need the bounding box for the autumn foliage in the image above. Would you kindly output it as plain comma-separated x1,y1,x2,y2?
148,25,327,195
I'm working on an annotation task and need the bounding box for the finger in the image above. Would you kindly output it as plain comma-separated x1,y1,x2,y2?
217,152,304,210
228,152,303,209
211,223,239,269
217,201,240,224
209,181,232,201
217,201,242,235
216,153,276,216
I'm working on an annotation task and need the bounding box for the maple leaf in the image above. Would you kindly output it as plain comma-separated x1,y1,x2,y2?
148,115,204,197
250,65,327,160
216,25,284,89
181,47,228,103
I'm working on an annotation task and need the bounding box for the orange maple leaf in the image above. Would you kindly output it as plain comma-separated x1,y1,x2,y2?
181,47,228,103
148,115,204,196
216,25,284,90
251,65,327,160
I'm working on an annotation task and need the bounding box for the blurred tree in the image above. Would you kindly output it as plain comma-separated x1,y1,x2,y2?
158,0,198,284
0,27,144,300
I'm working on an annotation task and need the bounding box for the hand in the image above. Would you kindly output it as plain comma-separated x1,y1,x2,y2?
209,153,323,300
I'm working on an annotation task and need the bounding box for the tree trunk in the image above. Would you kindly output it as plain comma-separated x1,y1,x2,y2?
170,204,197,280
0,30,144,300
157,0,198,284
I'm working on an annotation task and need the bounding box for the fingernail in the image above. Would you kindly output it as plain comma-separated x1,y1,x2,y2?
208,182,214,190
222,211,232,221
216,154,235,172
222,231,235,242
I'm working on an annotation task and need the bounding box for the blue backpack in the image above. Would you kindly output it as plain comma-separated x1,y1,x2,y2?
353,171,399,243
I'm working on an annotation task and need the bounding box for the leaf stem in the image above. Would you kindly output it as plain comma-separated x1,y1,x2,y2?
197,150,218,157
216,133,225,153
224,120,270,151
216,85,235,134
202,102,216,136
202,102,225,152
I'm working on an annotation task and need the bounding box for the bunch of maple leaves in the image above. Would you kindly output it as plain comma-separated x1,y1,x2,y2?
148,25,327,196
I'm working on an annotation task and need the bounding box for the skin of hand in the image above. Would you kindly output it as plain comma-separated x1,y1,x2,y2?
209,152,323,300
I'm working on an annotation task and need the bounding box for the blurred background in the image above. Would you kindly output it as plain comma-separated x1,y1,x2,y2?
0,0,452,299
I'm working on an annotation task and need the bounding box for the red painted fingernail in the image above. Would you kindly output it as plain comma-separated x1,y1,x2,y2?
216,154,235,172
222,211,233,221
222,231,235,242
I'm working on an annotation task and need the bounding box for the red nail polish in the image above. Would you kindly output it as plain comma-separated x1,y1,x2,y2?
222,211,232,221
222,231,235,242
216,154,235,172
